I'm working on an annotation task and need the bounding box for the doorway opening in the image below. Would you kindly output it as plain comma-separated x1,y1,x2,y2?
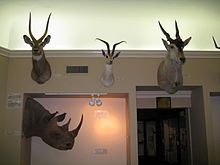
136,86,209,165
137,108,190,165
21,93,129,165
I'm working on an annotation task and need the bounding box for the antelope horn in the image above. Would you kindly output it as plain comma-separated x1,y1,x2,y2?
28,12,37,42
56,113,66,122
38,13,52,42
175,20,180,39
70,114,83,138
212,36,220,49
61,118,71,131
158,21,172,42
112,41,126,55
96,38,110,55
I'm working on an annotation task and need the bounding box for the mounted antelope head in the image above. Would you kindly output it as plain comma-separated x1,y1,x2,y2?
23,97,83,150
157,21,191,94
96,38,126,87
212,36,220,49
23,13,52,84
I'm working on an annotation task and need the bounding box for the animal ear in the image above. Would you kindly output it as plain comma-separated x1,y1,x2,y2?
162,39,169,50
113,51,121,59
23,35,33,46
183,37,192,47
56,113,66,122
41,35,51,47
61,118,71,131
44,111,58,123
101,50,108,58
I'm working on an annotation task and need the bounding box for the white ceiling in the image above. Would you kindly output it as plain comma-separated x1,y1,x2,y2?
0,0,220,51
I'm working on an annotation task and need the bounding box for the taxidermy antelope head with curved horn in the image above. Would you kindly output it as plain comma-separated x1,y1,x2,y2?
96,38,126,87
212,36,220,49
23,13,52,84
158,21,191,94
22,97,83,150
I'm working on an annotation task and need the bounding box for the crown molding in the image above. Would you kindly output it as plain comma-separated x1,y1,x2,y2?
0,47,10,57
1,46,220,58
136,90,192,98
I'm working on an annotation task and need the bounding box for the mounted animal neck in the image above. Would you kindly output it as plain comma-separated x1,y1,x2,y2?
23,97,83,150
23,13,52,84
96,38,126,87
157,21,191,94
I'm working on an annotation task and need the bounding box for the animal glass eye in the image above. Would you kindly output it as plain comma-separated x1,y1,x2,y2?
170,45,174,49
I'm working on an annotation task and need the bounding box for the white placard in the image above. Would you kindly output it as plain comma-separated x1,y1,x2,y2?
95,110,109,120
7,93,22,109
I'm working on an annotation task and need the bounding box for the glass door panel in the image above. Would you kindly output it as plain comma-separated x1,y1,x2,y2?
146,121,156,156
138,121,145,156
162,118,178,163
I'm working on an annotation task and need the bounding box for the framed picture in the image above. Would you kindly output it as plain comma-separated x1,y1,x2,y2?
156,97,171,109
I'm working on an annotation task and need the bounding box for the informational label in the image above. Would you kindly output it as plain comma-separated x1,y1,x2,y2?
7,93,22,109
93,147,108,155
5,130,21,136
95,110,108,120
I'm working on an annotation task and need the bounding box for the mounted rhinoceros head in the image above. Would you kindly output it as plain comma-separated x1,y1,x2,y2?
22,97,83,150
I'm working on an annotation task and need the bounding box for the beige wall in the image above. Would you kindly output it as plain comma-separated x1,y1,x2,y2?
191,87,208,165
0,55,8,165
1,55,220,165
210,96,220,165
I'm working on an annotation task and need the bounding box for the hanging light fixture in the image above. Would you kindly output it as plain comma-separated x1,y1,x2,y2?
95,94,102,106
88,94,103,106
89,94,95,106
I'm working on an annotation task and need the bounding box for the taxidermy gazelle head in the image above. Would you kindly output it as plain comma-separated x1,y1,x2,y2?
96,38,126,65
157,21,191,94
23,13,52,84
96,38,126,87
212,36,220,49
23,97,83,150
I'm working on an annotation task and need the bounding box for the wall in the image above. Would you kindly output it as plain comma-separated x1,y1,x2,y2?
0,56,8,132
1,55,220,165
1,0,220,51
191,87,208,165
0,55,8,165
210,96,220,165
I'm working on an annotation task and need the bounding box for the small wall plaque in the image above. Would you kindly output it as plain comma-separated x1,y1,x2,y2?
95,110,108,120
156,97,171,109
7,93,22,109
